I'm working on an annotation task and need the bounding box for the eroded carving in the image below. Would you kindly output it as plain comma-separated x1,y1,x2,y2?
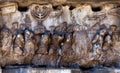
30,4,52,22
0,2,120,68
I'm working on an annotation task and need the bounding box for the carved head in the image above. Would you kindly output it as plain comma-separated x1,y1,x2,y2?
41,32,50,43
100,29,106,36
12,22,18,30
99,25,107,36
34,23,46,34
24,29,34,39
73,24,81,31
17,34,23,38
110,25,117,32
53,32,64,43
1,28,11,37
107,28,113,35
65,32,72,42
62,22,67,26
16,33,24,43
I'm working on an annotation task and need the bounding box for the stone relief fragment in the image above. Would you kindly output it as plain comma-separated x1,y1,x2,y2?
1,28,13,57
29,4,52,22
0,3,17,15
13,31,24,65
0,2,120,68
24,29,36,64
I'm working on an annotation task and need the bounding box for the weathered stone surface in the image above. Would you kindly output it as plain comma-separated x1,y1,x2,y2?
3,67,120,73
83,67,120,73
2,68,82,73
0,1,120,68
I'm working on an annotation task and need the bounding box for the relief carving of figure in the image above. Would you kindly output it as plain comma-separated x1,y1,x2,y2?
91,25,107,57
24,29,36,64
110,25,118,43
0,28,13,66
32,31,50,66
1,28,13,57
0,2,120,67
99,25,117,64
47,22,67,67
49,22,67,55
11,22,19,35
13,30,24,64
61,32,75,66
36,31,51,54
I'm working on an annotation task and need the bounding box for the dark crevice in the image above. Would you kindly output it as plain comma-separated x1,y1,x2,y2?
18,6,28,12
53,6,58,10
69,6,76,10
52,5,62,10
62,4,66,6
116,5,120,8
91,6,102,12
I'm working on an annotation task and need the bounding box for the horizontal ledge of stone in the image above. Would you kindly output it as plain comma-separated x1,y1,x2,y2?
2,68,81,73
2,67,120,73
0,0,120,7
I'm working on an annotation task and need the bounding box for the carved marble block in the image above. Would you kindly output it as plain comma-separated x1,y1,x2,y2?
0,2,120,68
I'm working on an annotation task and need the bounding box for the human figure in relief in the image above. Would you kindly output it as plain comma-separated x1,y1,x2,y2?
49,22,67,55
33,22,46,53
99,25,117,64
110,25,118,43
91,25,107,59
61,31,75,66
13,30,24,64
32,31,50,66
0,27,13,66
102,25,117,55
24,29,36,64
47,22,67,67
1,28,13,57
36,31,51,54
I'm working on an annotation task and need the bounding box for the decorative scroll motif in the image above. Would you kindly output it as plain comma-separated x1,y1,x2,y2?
0,2,120,68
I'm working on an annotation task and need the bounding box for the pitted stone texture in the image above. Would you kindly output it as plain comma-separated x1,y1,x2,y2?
0,2,120,68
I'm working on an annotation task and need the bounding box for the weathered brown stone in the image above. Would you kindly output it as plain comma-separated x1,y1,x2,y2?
0,1,120,68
